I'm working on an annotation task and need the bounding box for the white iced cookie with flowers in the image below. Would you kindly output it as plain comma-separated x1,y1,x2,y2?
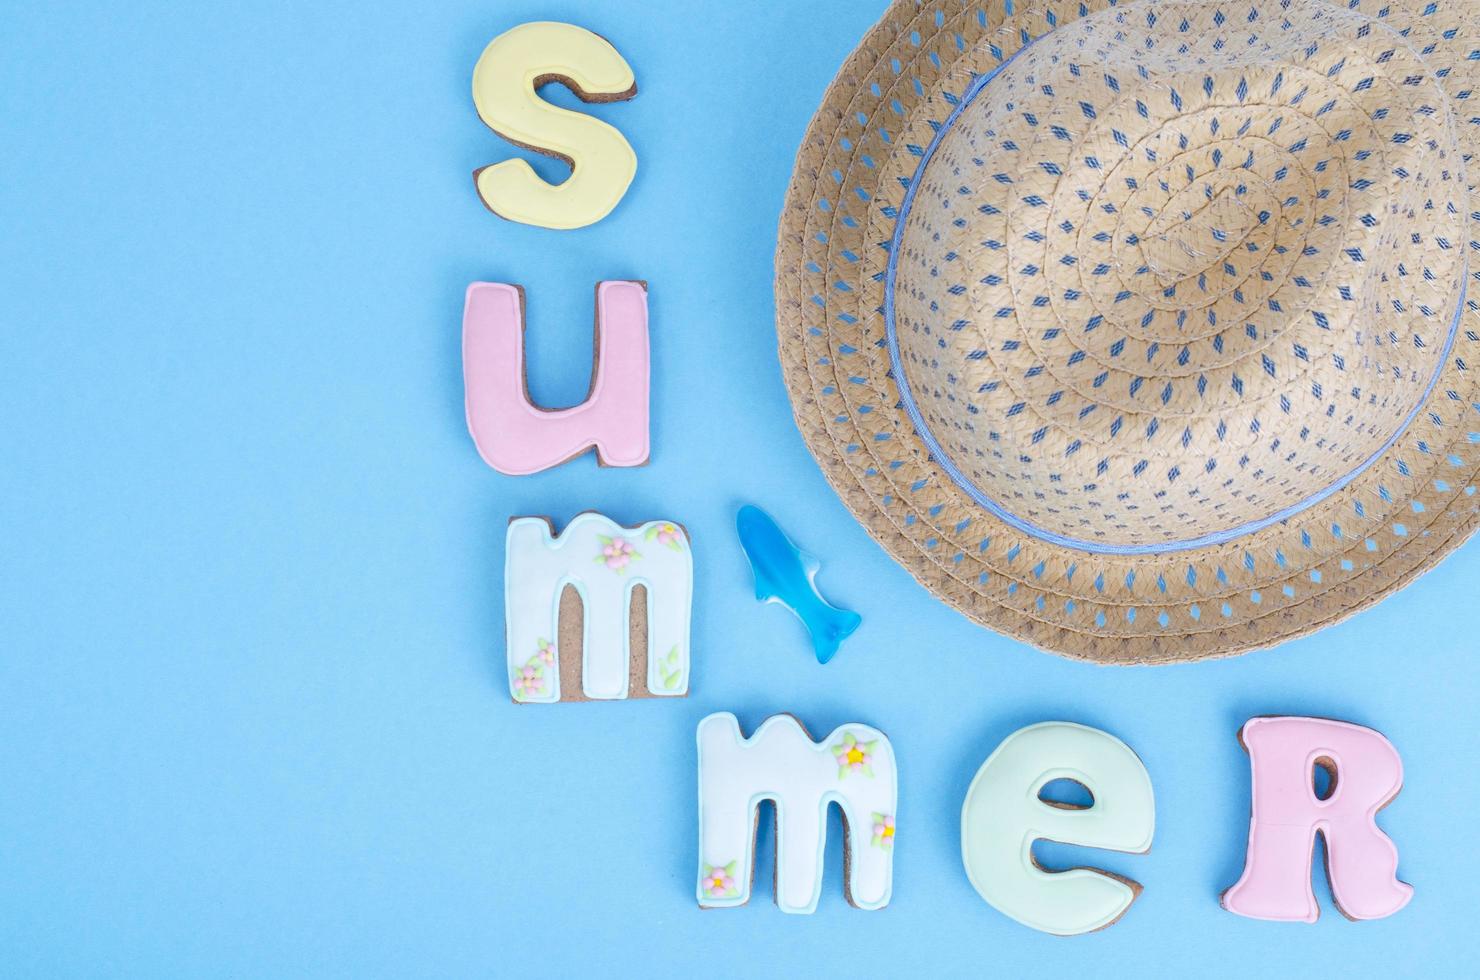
505,512,691,703
696,712,897,913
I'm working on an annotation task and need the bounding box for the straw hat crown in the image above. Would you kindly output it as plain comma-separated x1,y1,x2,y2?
891,0,1465,550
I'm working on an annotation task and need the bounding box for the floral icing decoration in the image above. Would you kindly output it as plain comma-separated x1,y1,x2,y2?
701,861,740,899
644,522,685,551
656,644,684,692
512,661,546,700
831,731,878,779
595,533,640,572
871,812,895,851
512,638,559,700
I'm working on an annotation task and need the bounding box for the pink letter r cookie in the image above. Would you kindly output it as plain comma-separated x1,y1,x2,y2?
1222,716,1412,922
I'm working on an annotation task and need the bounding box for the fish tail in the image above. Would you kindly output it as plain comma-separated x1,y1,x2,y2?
810,604,862,665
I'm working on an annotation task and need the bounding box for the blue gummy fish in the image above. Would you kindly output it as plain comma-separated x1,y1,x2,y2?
736,505,862,664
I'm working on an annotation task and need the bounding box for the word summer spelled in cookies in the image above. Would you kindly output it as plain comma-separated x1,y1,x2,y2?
694,714,1410,930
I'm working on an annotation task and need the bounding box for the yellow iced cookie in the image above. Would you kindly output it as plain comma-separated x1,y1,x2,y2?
471,21,637,230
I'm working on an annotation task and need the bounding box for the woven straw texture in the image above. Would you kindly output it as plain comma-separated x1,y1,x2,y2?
775,0,1480,663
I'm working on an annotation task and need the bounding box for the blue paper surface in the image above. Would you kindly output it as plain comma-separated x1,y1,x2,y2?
2,0,1478,974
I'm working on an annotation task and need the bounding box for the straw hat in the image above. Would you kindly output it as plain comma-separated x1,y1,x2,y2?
775,0,1479,663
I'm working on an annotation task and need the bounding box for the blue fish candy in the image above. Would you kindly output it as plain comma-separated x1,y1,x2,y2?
735,505,862,664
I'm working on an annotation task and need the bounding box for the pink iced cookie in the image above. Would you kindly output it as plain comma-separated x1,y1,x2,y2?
1222,716,1412,923
463,280,649,475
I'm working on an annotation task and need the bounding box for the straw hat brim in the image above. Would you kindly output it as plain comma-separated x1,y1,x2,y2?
775,0,1480,663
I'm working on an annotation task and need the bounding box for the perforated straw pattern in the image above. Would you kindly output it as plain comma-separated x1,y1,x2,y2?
775,0,1480,662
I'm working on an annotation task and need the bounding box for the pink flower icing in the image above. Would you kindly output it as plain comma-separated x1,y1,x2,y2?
832,732,877,778
512,663,545,699
871,813,895,851
702,863,737,898
602,536,636,570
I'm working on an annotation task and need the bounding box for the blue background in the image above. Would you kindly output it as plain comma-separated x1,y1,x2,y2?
2,0,1476,975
